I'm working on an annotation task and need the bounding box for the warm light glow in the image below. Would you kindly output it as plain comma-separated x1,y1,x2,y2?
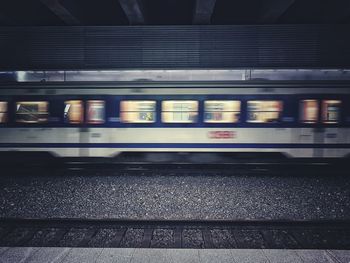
162,101,198,123
0,101,8,123
204,100,240,123
64,100,84,124
322,100,341,124
87,100,105,124
120,101,156,123
16,101,49,123
300,100,318,123
247,100,282,123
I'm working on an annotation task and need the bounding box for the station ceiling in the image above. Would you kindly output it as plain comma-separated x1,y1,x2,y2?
1,0,350,70
0,0,349,26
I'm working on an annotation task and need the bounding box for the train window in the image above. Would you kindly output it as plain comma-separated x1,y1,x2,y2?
16,101,49,123
204,100,240,123
120,100,156,123
162,100,198,123
64,100,84,124
322,100,341,124
300,100,318,123
247,100,283,123
87,100,105,124
0,101,7,123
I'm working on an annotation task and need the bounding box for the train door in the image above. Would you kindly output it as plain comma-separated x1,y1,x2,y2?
300,99,342,157
64,100,87,156
299,100,321,157
322,100,342,157
86,100,106,157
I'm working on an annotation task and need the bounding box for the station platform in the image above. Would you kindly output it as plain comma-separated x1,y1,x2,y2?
0,247,349,263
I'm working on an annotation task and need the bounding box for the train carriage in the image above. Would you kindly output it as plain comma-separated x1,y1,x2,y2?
0,70,350,159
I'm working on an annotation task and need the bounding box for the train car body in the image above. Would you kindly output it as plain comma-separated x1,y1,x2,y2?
0,79,349,158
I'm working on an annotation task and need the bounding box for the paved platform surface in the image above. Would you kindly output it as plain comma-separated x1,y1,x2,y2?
1,247,350,263
0,167,350,220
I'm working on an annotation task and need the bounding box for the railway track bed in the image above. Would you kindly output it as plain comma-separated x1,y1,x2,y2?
0,219,349,250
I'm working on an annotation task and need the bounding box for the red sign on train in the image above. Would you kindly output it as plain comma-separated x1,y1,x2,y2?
208,131,236,139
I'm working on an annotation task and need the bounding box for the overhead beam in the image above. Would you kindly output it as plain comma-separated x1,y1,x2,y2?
40,0,81,25
193,0,216,24
118,0,145,25
259,0,295,23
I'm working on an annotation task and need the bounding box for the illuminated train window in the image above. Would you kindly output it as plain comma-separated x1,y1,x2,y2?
162,101,198,123
204,100,240,123
64,100,84,124
16,101,49,123
322,100,341,124
120,100,156,123
87,100,105,124
247,100,283,123
0,101,7,123
300,100,319,123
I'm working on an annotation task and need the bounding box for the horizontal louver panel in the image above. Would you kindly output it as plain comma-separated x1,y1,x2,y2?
0,25,349,70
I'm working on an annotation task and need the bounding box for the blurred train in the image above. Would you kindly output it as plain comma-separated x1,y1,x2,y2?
0,81,349,158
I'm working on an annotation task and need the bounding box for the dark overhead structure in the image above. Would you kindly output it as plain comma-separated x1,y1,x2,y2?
0,0,349,70
258,0,295,23
193,0,217,24
119,0,145,25
1,25,350,70
0,12,14,24
40,0,81,25
1,0,350,26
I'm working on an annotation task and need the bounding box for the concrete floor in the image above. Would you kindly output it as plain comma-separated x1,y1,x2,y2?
0,247,349,263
